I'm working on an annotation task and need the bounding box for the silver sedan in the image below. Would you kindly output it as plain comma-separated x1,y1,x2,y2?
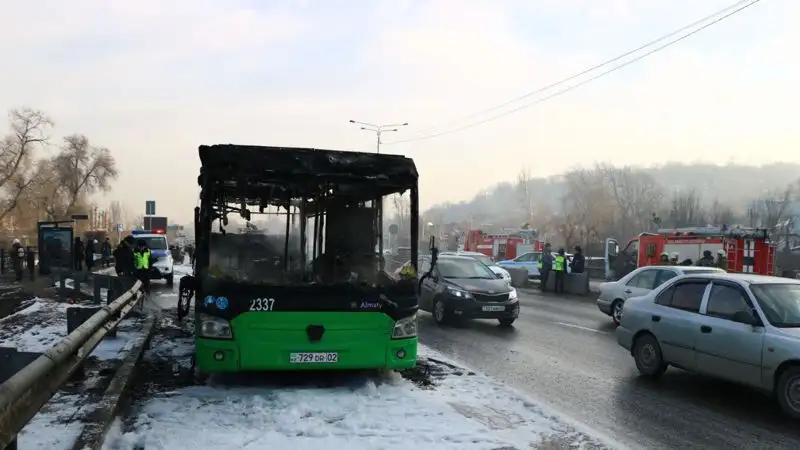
616,272,800,419
596,265,724,325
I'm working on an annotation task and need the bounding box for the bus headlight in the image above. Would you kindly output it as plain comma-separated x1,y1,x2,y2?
198,313,232,339
392,313,418,339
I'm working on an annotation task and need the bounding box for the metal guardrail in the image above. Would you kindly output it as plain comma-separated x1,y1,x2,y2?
0,278,143,449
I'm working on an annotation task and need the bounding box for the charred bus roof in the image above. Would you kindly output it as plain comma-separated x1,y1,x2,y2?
198,144,418,203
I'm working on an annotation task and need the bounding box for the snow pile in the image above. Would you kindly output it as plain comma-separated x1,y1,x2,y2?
0,298,145,360
104,344,614,450
17,392,88,450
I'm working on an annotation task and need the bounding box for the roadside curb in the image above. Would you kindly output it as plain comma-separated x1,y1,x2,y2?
70,314,157,450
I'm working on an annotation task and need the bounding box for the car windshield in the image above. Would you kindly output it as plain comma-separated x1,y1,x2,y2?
438,258,496,279
464,254,494,266
751,284,800,328
140,236,167,250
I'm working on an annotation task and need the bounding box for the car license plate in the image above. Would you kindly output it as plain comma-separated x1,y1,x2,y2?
289,352,338,364
482,305,505,312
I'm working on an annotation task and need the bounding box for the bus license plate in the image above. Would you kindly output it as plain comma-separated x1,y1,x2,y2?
289,352,338,364
482,305,505,312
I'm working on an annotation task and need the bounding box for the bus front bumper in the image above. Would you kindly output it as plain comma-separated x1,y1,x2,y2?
195,336,419,372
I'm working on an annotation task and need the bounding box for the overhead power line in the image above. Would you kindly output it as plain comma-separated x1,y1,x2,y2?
384,0,763,146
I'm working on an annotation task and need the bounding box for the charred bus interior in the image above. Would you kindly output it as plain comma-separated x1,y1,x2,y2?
193,144,420,303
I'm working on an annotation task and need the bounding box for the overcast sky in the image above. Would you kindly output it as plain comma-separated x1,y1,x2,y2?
1,0,797,224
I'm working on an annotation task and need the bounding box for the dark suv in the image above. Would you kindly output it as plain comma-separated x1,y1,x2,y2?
419,254,519,327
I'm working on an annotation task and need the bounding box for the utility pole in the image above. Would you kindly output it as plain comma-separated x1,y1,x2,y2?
348,119,409,265
348,120,408,154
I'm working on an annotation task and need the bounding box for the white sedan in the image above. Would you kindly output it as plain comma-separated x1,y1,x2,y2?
596,265,724,325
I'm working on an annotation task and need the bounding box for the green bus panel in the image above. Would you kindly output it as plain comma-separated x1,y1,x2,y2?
195,312,418,372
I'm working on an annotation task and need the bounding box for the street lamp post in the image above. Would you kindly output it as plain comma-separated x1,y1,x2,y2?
348,120,408,154
348,119,409,267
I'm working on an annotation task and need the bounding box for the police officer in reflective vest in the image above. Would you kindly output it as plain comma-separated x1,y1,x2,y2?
538,243,553,292
133,239,155,296
553,248,567,294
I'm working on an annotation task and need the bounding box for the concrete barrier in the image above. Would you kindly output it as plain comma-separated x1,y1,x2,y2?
506,267,529,287
545,272,591,295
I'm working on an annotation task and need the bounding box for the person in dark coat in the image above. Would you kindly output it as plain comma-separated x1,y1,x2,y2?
570,246,585,274
74,237,85,271
101,238,112,268
85,239,96,272
114,235,136,276
11,238,25,281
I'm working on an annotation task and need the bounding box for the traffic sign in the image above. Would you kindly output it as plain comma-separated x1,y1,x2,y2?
116,223,124,232
145,200,156,216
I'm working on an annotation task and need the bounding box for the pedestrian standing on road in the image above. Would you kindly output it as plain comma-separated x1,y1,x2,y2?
570,246,585,274
101,237,112,268
538,243,553,292
553,248,567,294
73,237,85,271
695,250,715,267
659,252,670,264
85,239,96,272
715,249,728,271
669,252,679,265
114,235,135,276
10,238,25,282
133,239,154,296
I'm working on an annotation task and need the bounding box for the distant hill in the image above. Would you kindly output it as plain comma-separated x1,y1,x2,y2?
422,162,800,224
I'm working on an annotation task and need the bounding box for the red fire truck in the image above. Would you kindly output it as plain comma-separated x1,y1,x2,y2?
604,226,777,280
463,228,544,261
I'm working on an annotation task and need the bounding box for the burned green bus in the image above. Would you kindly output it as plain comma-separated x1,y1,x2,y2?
188,144,421,372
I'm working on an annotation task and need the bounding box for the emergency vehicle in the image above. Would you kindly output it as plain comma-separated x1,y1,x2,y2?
603,226,776,280
131,229,174,286
463,228,544,261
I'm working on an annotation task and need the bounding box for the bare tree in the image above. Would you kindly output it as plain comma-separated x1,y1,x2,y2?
0,108,53,223
708,198,738,225
109,200,125,227
516,167,534,224
762,186,793,229
668,189,705,227
599,165,664,238
52,134,118,215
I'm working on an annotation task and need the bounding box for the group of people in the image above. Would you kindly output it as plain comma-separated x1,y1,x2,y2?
537,243,585,294
73,236,114,271
113,235,158,296
659,249,728,270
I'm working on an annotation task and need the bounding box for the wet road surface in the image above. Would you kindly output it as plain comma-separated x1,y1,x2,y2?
418,289,800,449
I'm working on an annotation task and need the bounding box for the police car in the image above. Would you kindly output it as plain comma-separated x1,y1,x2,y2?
131,229,174,286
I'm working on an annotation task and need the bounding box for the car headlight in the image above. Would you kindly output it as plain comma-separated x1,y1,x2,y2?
508,288,518,301
446,287,473,299
198,313,232,339
392,313,418,339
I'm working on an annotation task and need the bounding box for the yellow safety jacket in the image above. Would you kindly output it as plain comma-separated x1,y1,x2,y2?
134,249,151,270
554,255,565,272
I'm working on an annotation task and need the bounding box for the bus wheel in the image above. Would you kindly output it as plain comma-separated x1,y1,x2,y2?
433,298,449,326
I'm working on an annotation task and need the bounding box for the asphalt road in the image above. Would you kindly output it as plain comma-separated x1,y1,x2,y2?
418,289,800,449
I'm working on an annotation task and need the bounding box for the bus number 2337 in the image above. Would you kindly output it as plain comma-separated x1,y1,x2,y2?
250,297,276,311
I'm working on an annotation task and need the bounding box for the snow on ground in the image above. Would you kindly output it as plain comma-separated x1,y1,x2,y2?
17,392,88,450
0,297,145,359
104,340,616,450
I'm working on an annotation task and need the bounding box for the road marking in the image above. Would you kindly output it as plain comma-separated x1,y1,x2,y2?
555,322,609,334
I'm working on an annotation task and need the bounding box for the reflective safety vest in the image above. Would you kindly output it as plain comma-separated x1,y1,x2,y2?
538,254,545,269
134,250,151,270
553,255,565,272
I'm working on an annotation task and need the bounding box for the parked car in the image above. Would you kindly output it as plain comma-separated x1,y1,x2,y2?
439,251,511,282
616,272,800,419
497,252,573,279
418,254,519,327
597,265,724,325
